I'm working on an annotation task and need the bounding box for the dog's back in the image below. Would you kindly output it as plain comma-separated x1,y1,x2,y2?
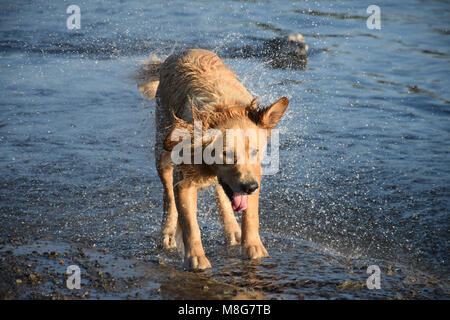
137,49,253,122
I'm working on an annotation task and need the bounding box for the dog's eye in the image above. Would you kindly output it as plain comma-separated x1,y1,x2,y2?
223,151,234,164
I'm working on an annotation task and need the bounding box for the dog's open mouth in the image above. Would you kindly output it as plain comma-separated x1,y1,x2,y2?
218,178,248,213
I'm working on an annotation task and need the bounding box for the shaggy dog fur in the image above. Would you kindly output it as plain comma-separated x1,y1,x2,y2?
136,49,289,270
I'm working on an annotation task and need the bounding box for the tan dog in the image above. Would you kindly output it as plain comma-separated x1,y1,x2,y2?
136,49,289,270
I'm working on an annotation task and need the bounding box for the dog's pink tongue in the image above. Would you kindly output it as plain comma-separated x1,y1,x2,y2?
232,194,248,212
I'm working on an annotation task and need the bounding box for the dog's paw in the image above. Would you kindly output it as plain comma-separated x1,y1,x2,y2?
184,254,211,270
160,230,177,250
242,242,268,260
225,229,241,246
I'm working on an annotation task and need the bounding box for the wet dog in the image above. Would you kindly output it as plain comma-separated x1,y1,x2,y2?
226,33,308,69
136,49,289,269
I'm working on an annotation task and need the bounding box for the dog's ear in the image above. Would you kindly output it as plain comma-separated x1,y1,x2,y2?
163,119,194,151
251,97,289,129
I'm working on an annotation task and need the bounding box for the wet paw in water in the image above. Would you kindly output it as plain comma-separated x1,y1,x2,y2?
224,229,242,246
160,231,177,250
242,242,269,260
184,254,212,270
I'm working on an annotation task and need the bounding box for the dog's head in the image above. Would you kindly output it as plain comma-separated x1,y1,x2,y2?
164,97,289,212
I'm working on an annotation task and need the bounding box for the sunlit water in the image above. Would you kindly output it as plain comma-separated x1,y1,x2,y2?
0,0,449,299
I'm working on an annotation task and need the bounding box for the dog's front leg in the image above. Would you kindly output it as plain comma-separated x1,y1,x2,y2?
159,152,178,249
215,184,241,246
175,180,211,270
241,187,268,259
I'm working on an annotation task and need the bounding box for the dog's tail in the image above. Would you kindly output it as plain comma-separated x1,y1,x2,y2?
134,55,163,100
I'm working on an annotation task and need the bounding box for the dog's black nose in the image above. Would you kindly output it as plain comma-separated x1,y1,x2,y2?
241,181,259,194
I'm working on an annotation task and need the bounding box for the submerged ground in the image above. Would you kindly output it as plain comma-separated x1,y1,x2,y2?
0,0,449,299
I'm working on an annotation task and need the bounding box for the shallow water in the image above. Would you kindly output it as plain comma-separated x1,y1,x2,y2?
0,0,449,299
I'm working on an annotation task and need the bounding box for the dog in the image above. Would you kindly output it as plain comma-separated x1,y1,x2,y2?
136,49,289,270
226,33,308,70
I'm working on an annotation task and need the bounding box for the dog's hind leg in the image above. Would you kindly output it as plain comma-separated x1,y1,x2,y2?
215,184,241,246
158,151,178,249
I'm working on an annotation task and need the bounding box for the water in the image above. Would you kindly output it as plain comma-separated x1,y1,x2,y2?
0,0,449,299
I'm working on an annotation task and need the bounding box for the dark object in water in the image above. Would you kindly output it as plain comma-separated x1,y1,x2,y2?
226,33,308,70
263,34,308,69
